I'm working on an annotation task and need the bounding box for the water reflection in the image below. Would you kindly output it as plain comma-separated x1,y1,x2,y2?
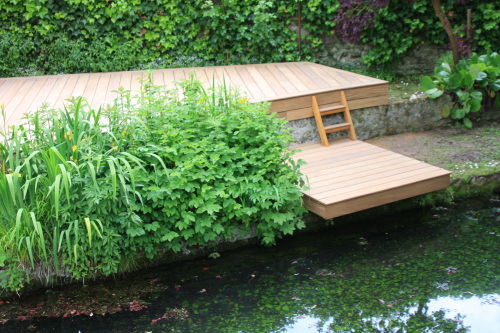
1,197,499,333
424,295,500,333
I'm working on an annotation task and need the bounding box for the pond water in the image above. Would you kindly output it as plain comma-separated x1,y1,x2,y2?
1,196,499,333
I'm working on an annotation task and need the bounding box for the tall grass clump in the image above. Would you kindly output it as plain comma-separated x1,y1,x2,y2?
0,75,306,294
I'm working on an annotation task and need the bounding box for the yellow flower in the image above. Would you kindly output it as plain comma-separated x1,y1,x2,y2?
70,156,73,161
111,141,115,146
72,145,77,152
18,173,21,177
237,97,247,103
121,130,127,136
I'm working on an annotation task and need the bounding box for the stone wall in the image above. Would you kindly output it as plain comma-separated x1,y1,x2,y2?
287,95,452,144
316,35,447,76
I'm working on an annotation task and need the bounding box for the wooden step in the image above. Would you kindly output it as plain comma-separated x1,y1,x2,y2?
319,105,346,115
325,122,351,133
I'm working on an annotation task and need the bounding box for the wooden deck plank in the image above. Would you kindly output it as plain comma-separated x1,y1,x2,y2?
292,139,450,219
103,72,124,106
162,69,178,91
151,69,165,87
92,73,112,109
319,169,450,203
7,77,40,111
306,157,422,184
190,67,211,90
0,78,18,101
37,76,67,110
203,66,222,87
306,63,342,87
4,78,37,124
255,65,288,96
130,71,144,93
30,76,58,110
264,64,300,95
82,73,101,106
294,62,331,89
235,66,267,101
53,75,79,108
72,74,91,99
275,63,309,92
286,62,323,91
0,78,25,108
299,151,401,176
307,164,441,197
221,66,247,95
246,66,277,98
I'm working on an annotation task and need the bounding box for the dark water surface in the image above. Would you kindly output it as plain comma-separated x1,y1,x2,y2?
1,196,499,333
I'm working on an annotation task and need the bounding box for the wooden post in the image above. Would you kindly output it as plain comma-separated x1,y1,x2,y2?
466,9,472,58
297,1,302,58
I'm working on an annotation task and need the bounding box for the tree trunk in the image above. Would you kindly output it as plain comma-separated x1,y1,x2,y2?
432,0,461,66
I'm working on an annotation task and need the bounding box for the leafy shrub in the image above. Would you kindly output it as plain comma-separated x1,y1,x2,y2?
0,76,306,293
40,37,148,74
420,52,500,128
1,0,498,75
127,78,307,252
0,33,39,77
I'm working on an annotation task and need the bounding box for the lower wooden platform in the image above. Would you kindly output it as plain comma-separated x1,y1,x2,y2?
291,139,451,219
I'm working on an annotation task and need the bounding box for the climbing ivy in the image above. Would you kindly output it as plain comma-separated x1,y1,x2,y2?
0,0,498,76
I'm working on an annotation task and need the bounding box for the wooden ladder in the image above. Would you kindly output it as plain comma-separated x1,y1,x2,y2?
312,90,357,147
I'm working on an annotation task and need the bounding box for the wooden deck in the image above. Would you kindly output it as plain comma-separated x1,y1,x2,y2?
292,139,451,219
0,62,388,127
0,62,450,219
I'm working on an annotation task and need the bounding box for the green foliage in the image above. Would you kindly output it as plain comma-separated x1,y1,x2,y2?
0,0,497,75
126,77,307,252
420,52,500,128
0,76,306,293
359,0,499,68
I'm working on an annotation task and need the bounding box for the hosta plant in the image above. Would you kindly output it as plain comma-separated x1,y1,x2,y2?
420,52,500,128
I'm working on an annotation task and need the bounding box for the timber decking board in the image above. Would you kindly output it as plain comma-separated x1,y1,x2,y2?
292,139,451,219
0,62,387,126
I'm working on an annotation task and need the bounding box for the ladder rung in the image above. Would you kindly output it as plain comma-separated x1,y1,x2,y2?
319,105,346,115
324,122,351,133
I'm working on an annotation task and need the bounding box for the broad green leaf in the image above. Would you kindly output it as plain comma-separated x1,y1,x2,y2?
420,76,435,90
463,117,473,128
456,90,469,102
491,79,500,91
160,231,179,242
470,99,481,112
424,88,443,99
451,106,465,119
470,91,483,101
475,72,487,82
460,72,474,89
469,64,481,79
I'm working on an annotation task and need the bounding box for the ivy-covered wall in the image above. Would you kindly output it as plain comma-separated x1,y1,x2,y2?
0,0,498,77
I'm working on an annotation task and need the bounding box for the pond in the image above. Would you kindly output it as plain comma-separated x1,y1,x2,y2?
1,196,499,333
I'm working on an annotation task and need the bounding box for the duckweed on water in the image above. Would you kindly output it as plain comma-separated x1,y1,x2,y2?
1,196,499,332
